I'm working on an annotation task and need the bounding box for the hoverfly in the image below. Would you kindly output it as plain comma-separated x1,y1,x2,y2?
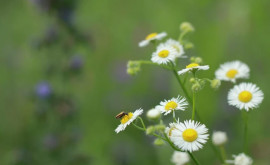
115,111,128,119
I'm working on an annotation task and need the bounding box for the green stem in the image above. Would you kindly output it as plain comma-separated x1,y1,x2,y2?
164,133,202,165
173,111,177,122
183,74,189,85
243,110,249,153
210,143,224,163
172,67,192,104
192,72,196,120
132,123,145,131
192,92,196,120
188,152,201,165
138,117,146,130
219,145,228,165
152,133,167,141
178,30,188,43
163,133,182,151
171,63,202,122
132,122,167,141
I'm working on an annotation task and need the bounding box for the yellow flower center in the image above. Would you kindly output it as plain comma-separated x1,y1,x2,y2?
186,63,199,69
120,112,133,124
158,50,170,58
165,101,178,111
226,69,238,79
182,128,198,142
145,33,158,40
238,91,252,103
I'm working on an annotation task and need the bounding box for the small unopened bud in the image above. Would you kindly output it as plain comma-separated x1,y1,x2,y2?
189,78,196,83
190,56,203,64
146,108,161,120
171,151,190,165
194,57,203,64
154,138,165,146
192,83,201,92
155,124,166,132
184,42,194,49
180,22,195,33
198,79,206,86
127,61,141,75
211,79,221,89
212,131,228,146
146,126,156,135
190,57,195,62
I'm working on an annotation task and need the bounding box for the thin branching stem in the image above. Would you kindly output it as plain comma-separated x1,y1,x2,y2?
171,65,192,103
220,145,228,165
188,152,201,165
192,92,196,120
192,72,196,120
243,110,249,153
138,117,146,130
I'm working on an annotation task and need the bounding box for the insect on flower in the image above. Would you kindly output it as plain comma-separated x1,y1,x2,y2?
115,111,128,119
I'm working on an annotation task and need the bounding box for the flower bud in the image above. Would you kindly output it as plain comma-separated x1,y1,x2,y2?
192,83,201,92
155,124,166,132
154,138,165,146
189,78,196,83
198,79,206,87
211,79,221,89
171,151,190,165
190,57,195,62
180,22,195,32
190,56,203,64
194,57,203,64
146,108,161,120
146,126,156,135
127,61,141,75
212,131,228,146
184,42,194,49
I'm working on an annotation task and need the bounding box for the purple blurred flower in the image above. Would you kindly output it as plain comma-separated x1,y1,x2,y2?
30,0,50,11
69,55,84,70
13,149,31,164
43,134,59,150
35,82,52,98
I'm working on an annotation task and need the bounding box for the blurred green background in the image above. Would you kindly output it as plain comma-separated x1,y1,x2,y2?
0,0,270,164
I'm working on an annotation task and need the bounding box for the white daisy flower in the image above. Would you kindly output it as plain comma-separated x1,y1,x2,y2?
228,82,264,111
163,39,185,58
226,153,253,165
215,61,250,83
115,109,143,133
178,63,209,75
169,120,209,152
171,151,190,165
138,32,167,47
165,122,178,137
151,45,178,64
146,108,161,120
212,131,228,146
156,95,188,115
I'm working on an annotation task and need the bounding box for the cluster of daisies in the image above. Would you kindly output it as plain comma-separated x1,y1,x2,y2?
215,61,264,111
114,23,263,165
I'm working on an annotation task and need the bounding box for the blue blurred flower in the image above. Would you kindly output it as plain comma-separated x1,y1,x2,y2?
35,82,52,98
58,8,74,26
